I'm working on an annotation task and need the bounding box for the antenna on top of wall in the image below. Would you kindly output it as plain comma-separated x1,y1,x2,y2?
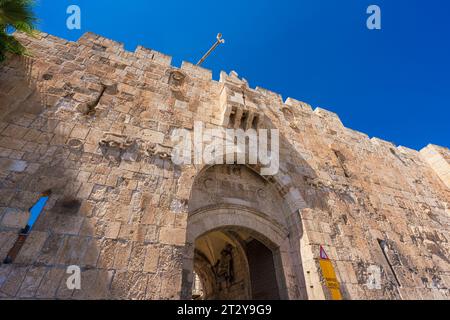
196,33,225,66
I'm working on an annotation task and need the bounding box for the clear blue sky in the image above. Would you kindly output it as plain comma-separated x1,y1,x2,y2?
33,0,449,150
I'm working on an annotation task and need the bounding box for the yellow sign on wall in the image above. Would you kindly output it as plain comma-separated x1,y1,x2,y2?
319,246,343,300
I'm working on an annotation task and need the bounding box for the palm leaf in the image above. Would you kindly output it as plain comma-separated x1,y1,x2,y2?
0,30,27,55
0,0,36,61
0,0,36,34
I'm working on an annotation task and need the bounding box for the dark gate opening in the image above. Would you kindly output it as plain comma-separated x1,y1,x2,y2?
246,239,280,300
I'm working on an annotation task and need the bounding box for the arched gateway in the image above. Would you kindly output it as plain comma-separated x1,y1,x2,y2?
181,164,309,300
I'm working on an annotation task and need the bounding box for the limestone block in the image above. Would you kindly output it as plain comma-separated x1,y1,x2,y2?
97,239,117,269
141,129,165,144
70,125,90,140
1,208,28,228
71,268,98,300
1,124,28,138
77,183,94,198
0,264,13,289
180,61,212,81
0,158,28,172
128,243,147,272
17,266,47,298
111,271,148,300
0,266,28,297
51,214,84,235
143,247,160,273
113,241,133,270
82,238,101,267
15,231,48,264
36,233,64,265
105,221,122,239
159,227,186,246
55,236,90,265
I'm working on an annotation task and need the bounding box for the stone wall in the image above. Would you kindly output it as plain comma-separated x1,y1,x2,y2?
421,145,450,189
0,31,449,300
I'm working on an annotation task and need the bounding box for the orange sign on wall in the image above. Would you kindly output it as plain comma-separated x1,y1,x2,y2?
319,246,343,300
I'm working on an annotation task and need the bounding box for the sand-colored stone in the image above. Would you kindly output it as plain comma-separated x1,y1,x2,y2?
0,31,448,300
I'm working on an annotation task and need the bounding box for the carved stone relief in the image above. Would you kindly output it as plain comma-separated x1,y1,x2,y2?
99,132,140,163
213,244,234,291
167,69,187,91
99,133,174,164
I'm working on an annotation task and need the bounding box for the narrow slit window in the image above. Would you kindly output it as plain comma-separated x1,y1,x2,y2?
229,107,237,128
240,111,248,130
3,190,52,264
24,192,51,233
252,115,259,129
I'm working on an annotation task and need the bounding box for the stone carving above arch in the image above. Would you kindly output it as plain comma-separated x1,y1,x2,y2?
190,160,309,217
189,165,290,229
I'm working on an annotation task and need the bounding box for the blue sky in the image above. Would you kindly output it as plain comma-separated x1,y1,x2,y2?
33,0,449,150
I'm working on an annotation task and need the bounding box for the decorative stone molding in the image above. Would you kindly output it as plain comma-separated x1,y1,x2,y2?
146,143,173,160
218,72,264,130
99,132,139,163
98,131,174,164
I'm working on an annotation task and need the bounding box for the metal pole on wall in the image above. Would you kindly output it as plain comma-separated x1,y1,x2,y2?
197,33,225,66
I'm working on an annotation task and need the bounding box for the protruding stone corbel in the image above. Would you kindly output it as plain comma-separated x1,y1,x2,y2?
146,143,173,160
99,132,140,163
100,133,135,148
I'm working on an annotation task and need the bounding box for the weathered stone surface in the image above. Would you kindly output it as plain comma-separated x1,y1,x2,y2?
0,266,28,297
143,247,160,273
0,158,28,172
159,227,186,246
0,31,448,300
15,231,48,264
17,266,47,298
111,271,148,300
1,208,28,228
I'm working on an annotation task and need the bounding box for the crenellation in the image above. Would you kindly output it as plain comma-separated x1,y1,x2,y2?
180,61,212,81
134,46,172,66
370,137,398,152
397,145,420,157
284,97,313,113
313,107,344,129
255,86,284,106
78,32,125,52
340,128,370,150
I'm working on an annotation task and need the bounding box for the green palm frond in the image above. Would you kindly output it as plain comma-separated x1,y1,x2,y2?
0,0,36,34
0,0,36,62
0,31,27,54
